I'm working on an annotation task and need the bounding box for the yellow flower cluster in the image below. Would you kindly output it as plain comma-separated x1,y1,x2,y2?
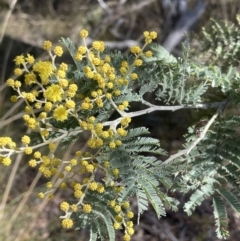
1,29,159,237
143,30,158,43
14,53,35,66
108,197,135,239
0,137,16,148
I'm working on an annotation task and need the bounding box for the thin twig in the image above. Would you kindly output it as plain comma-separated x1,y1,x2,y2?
97,0,111,13
162,100,228,165
0,128,31,222
0,39,13,85
6,172,42,236
0,0,18,45
13,141,85,241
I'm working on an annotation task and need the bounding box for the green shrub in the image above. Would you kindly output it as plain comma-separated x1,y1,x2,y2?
1,17,240,240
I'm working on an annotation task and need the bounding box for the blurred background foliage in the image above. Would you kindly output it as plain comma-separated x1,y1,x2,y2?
0,0,240,241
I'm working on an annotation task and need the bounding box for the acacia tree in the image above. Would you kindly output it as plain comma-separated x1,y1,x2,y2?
1,17,240,240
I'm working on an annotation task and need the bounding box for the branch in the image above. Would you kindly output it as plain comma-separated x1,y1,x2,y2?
162,100,228,165
128,102,225,117
162,0,206,52
102,101,226,127
0,0,18,44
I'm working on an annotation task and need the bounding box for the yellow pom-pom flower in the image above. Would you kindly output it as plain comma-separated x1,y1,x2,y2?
26,54,35,64
127,211,134,218
14,68,23,76
86,164,94,173
35,102,42,109
65,100,76,109
109,200,116,207
77,46,87,54
74,190,83,198
21,135,31,145
59,79,68,87
115,215,123,222
49,142,56,150
43,40,52,51
127,227,135,235
105,93,112,99
7,78,15,87
113,222,121,230
33,151,41,159
62,218,74,229
126,221,133,228
24,147,33,155
112,168,119,176
2,157,12,166
24,72,37,85
80,29,89,38
92,41,105,52
56,69,66,78
68,84,78,92
14,55,25,65
10,95,18,102
44,84,63,103
39,112,47,119
60,201,70,211
29,159,37,167
122,201,130,209
59,62,68,71
121,61,128,67
97,184,105,193
65,165,72,172
75,53,83,61
33,61,54,83
38,192,45,199
44,102,53,112
46,182,53,188
114,90,121,96
114,205,121,213
105,55,111,62
123,234,131,241
109,141,116,149
150,31,157,39
83,204,92,213
70,158,77,166
134,59,143,67
53,105,68,122
89,182,98,191
118,105,125,111
73,183,82,190
130,73,138,80
71,204,78,212
54,46,63,57
130,46,141,54
145,50,153,58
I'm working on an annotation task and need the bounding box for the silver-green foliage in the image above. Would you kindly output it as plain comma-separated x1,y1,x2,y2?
57,17,240,240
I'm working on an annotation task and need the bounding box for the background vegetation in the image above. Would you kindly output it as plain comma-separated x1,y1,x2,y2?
0,0,240,240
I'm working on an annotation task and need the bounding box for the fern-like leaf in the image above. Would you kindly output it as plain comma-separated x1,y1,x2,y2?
217,188,240,212
184,184,215,215
92,209,115,241
213,196,229,239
